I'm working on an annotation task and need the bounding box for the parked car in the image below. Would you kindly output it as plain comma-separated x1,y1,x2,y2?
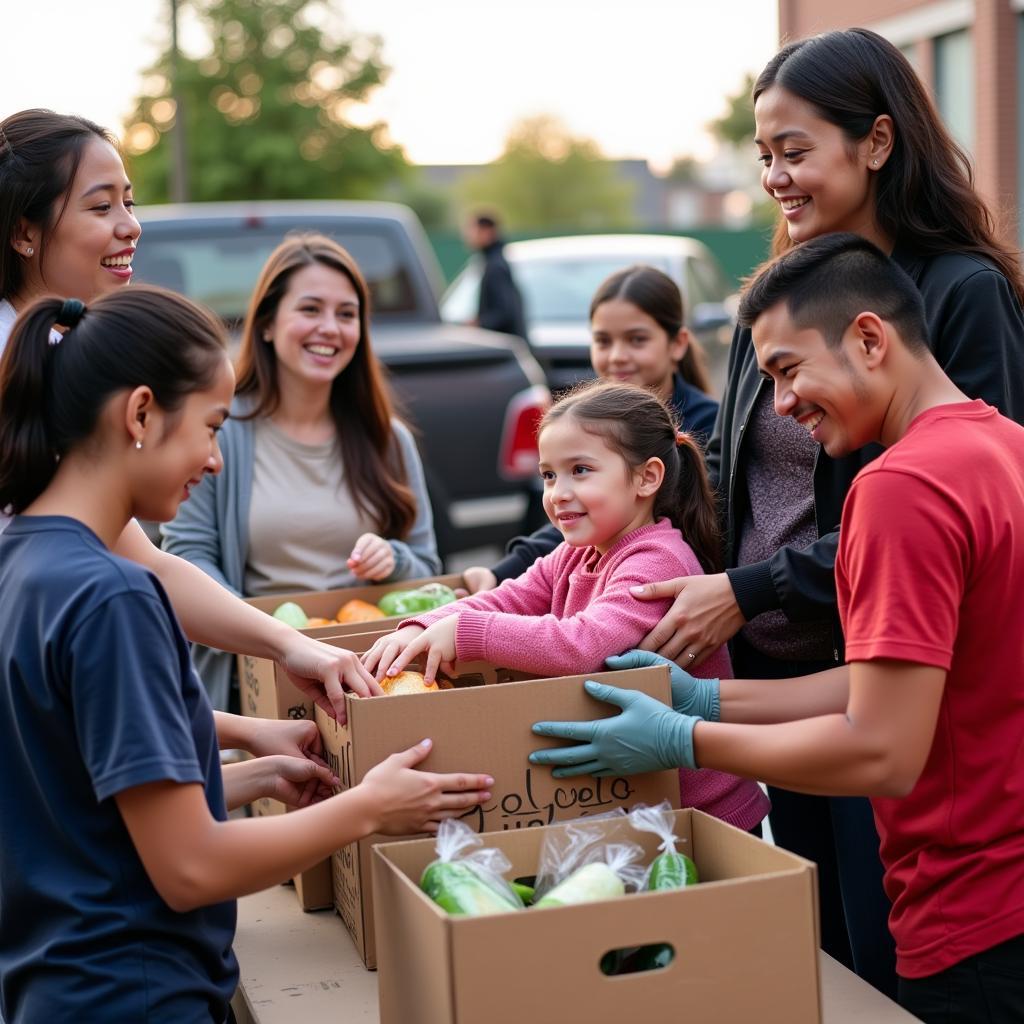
132,201,550,560
441,234,737,395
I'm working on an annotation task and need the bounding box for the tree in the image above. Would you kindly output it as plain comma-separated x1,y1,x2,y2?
708,73,756,148
457,116,635,232
123,0,408,202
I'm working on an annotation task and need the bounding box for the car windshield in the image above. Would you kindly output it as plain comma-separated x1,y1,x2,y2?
515,255,675,322
132,225,417,320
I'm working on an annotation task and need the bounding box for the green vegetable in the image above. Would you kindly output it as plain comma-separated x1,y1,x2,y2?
647,850,698,891
534,863,624,908
378,583,458,617
420,861,521,916
511,881,535,904
272,601,309,628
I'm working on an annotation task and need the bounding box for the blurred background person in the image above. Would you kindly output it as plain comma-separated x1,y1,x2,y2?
462,209,528,340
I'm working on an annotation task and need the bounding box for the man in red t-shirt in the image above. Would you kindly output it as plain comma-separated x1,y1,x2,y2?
530,233,1024,1023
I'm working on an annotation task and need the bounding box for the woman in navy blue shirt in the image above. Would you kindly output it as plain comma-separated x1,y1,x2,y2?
0,288,493,1023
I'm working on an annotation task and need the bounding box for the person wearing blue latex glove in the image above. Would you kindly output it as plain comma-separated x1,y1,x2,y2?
530,680,701,778
604,649,720,722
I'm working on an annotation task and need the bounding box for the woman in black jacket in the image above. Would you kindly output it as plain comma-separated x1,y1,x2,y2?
630,28,1024,998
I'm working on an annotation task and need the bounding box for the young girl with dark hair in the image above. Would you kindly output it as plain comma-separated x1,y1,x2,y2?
630,27,1024,997
0,288,492,1023
464,264,720,593
0,107,378,718
589,264,717,440
162,233,441,710
365,379,769,833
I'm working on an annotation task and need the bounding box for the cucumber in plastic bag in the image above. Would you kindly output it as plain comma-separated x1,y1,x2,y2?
534,862,625,908
419,819,524,917
420,861,522,916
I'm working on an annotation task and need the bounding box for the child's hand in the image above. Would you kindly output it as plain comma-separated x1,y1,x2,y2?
347,533,396,581
384,616,459,683
359,738,494,835
457,565,498,596
362,625,427,678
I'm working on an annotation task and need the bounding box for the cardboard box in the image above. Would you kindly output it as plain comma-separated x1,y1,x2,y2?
372,808,822,1024
316,664,681,969
238,628,400,912
232,885,920,1024
243,574,467,640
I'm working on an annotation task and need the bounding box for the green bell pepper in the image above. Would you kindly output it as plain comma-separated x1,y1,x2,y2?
377,583,458,617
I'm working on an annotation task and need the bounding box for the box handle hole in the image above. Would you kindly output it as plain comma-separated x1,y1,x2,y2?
600,943,675,975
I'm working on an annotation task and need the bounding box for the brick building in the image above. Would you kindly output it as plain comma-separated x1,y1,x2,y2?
779,0,1022,241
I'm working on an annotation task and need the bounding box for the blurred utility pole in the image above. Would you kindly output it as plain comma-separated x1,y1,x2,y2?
169,0,190,202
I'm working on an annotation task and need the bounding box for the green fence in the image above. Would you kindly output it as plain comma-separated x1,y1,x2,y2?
427,225,774,289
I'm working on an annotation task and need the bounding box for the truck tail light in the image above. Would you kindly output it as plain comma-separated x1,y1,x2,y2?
499,385,550,479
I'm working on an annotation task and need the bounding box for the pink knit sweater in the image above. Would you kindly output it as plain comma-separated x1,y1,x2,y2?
406,519,769,830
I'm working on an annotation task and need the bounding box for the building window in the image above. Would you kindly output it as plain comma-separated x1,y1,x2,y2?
934,28,974,152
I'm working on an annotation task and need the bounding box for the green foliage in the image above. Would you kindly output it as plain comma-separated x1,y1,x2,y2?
456,116,635,232
124,0,408,202
707,72,756,148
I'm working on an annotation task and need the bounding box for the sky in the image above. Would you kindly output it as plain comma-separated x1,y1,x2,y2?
1,0,778,171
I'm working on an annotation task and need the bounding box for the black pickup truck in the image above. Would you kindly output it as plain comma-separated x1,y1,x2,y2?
132,201,550,560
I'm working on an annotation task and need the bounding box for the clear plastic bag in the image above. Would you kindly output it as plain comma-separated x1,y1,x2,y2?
628,801,698,890
532,814,645,908
419,818,525,916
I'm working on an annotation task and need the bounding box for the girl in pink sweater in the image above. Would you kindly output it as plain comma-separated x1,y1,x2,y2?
364,380,769,831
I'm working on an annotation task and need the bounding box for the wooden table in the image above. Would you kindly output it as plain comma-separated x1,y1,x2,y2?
231,885,920,1023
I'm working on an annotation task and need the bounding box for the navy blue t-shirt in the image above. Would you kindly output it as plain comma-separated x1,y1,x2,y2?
0,516,238,1023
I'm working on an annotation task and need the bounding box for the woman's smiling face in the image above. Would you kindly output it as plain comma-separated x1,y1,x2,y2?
28,137,140,303
754,85,885,248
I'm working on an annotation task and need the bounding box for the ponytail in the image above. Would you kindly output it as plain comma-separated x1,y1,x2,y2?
0,300,65,511
662,431,722,573
0,285,227,514
541,379,723,572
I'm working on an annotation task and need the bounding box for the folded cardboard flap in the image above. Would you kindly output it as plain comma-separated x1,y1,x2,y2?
373,809,822,1024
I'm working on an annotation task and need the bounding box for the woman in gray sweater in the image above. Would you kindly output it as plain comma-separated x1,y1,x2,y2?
163,234,440,710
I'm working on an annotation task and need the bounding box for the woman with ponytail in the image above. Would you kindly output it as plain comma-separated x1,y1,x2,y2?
364,378,769,834
0,107,377,716
0,288,493,1023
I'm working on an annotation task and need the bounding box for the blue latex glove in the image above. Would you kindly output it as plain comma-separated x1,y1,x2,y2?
529,680,701,778
605,649,720,722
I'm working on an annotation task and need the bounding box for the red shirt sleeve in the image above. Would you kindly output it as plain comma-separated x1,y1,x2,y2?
837,467,968,669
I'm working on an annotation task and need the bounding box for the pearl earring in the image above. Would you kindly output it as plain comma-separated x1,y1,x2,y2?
135,440,143,450
25,247,33,256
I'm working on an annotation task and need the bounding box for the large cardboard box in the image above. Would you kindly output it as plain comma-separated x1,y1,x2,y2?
237,573,465,723
316,664,681,969
372,808,822,1024
238,629,398,912
242,573,466,640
